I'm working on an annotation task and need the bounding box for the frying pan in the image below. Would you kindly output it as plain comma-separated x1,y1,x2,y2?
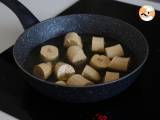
0,0,149,103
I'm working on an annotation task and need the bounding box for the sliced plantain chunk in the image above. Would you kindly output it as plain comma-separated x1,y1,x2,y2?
40,45,59,62
33,62,52,80
92,36,105,52
55,62,75,81
67,74,93,86
108,56,130,72
105,44,124,58
104,71,120,82
82,65,101,82
55,81,67,86
90,54,110,69
67,45,87,64
55,62,64,72
64,32,83,48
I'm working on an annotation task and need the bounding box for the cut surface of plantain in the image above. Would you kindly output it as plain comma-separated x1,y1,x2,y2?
67,45,87,64
108,56,130,72
67,74,93,86
64,32,83,48
104,71,120,82
82,65,101,82
92,36,105,52
55,62,75,81
40,45,59,62
90,54,110,69
33,62,52,80
55,62,64,73
105,44,124,58
55,81,67,86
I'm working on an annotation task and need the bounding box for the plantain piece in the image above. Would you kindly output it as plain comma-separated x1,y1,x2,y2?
67,74,93,86
55,81,67,86
105,44,124,58
92,36,105,52
90,54,110,69
55,62,75,81
33,62,52,80
54,62,64,73
108,56,130,72
40,45,59,62
64,32,83,48
67,45,87,64
104,71,120,82
82,65,101,82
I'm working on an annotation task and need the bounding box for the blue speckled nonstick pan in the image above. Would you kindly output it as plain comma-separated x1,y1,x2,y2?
1,0,149,103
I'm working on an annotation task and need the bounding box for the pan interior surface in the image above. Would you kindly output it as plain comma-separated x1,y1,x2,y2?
24,34,135,84
13,14,148,86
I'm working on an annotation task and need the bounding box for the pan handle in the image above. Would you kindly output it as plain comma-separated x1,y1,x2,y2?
0,0,39,29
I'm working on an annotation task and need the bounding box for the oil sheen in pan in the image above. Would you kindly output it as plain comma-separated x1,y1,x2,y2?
24,34,136,83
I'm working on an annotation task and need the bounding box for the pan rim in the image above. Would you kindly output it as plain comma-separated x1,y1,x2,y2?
13,14,149,88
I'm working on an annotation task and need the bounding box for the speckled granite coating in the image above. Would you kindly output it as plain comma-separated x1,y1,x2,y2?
13,14,149,103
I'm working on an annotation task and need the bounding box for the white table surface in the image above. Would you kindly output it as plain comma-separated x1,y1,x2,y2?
0,0,78,53
0,111,18,120
116,0,160,10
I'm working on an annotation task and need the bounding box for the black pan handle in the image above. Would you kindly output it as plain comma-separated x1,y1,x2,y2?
0,0,39,29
